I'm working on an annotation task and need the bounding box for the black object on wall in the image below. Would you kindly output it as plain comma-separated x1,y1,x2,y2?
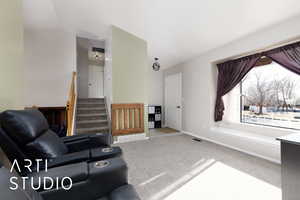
148,105,161,129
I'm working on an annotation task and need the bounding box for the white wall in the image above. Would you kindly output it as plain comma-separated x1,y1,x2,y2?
148,68,163,106
24,29,76,107
0,0,24,168
164,15,300,163
104,26,164,116
77,43,89,98
0,0,24,111
111,26,148,104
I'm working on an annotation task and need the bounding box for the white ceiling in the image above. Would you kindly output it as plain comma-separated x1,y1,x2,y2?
23,0,300,68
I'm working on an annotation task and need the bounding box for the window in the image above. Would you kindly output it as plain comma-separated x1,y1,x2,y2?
240,57,300,130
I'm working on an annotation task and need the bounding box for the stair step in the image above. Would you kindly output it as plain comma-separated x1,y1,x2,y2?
76,126,109,134
78,98,104,100
77,114,107,121
77,108,106,114
77,123,109,129
77,113,106,117
75,97,109,134
77,104,105,109
78,98,104,103
76,120,108,128
77,102,105,106
77,119,108,124
77,107,105,111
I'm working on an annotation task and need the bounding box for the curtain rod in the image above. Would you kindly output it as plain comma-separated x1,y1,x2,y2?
219,36,300,63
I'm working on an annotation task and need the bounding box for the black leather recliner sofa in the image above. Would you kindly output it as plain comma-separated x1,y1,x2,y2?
0,109,141,199
0,161,141,200
0,110,122,174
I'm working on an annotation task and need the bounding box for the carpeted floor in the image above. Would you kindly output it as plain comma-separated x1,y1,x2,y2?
117,134,281,200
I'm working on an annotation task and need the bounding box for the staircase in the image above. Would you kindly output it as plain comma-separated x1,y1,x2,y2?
76,98,109,134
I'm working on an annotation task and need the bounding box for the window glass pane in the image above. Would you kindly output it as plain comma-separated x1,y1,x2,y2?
241,61,300,130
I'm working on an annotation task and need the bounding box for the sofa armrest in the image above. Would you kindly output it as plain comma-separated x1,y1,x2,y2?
61,135,89,143
87,157,128,198
64,138,92,152
89,132,112,146
46,150,90,169
62,133,112,152
29,162,88,191
38,157,128,200
110,184,141,200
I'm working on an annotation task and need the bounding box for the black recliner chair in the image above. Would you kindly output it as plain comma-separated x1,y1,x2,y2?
0,161,141,200
0,109,122,174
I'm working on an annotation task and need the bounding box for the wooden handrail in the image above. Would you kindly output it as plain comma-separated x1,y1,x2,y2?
111,103,144,136
66,72,77,136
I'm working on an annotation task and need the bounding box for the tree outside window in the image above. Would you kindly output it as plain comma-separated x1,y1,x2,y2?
241,60,300,130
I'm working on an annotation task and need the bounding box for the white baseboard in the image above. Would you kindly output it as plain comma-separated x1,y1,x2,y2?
181,130,280,164
114,133,149,144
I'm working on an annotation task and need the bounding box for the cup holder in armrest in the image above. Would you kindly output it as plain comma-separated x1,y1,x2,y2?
94,160,110,168
102,147,113,153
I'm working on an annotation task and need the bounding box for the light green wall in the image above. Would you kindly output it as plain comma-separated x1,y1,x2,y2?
0,0,24,111
111,26,148,104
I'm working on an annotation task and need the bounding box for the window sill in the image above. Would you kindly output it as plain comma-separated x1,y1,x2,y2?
210,125,279,146
209,124,281,163
216,120,298,139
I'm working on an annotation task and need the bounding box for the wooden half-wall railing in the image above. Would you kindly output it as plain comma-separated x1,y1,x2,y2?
66,72,77,136
111,103,144,136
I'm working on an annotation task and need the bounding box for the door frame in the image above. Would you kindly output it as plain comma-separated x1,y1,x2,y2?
164,72,182,131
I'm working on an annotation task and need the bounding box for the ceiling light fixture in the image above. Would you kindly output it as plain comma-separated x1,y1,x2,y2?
94,52,103,59
152,57,160,71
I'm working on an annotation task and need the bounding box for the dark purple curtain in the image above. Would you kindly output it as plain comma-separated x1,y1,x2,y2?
265,42,300,75
214,54,262,121
214,41,300,122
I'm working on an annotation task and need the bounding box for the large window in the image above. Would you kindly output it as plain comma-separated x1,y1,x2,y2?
241,58,300,130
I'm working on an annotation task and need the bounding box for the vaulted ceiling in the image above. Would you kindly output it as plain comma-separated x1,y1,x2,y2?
23,0,300,68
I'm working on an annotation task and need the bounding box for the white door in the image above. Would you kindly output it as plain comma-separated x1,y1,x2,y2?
88,65,104,98
165,73,182,131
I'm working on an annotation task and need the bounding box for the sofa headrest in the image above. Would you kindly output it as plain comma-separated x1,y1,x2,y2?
26,129,68,158
0,110,49,145
0,126,31,171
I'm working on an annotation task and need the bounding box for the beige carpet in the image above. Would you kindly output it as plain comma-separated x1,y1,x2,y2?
117,134,281,200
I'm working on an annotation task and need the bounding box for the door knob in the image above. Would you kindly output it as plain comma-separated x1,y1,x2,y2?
88,83,92,86
176,106,181,109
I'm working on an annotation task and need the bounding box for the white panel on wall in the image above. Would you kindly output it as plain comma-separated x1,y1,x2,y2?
24,29,76,107
148,68,163,106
